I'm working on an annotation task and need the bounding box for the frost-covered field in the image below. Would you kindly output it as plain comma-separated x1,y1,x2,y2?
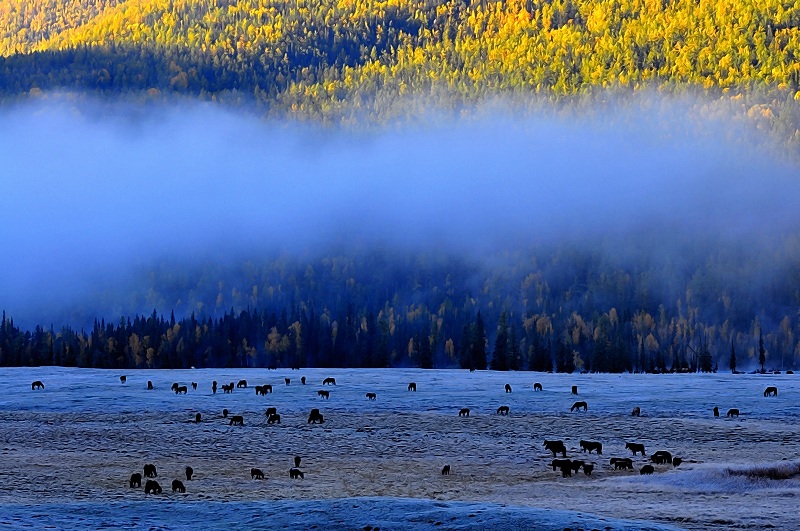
1,367,798,530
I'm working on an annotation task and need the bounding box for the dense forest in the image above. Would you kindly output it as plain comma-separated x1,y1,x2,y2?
1,0,800,146
3,238,799,372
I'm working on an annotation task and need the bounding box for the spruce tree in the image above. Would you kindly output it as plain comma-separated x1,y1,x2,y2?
471,312,487,370
491,311,509,371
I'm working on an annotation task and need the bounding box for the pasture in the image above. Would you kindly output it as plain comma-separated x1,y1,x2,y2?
1,367,798,529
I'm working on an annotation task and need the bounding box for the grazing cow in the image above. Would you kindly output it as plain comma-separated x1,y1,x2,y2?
229,415,244,426
268,414,281,424
579,440,602,454
255,385,273,396
610,457,634,470
301,377,306,385
713,406,719,417
222,384,234,393
175,385,188,394
672,457,683,467
764,386,778,397
496,405,510,415
625,442,646,456
129,473,142,488
31,381,44,390
583,463,595,475
237,380,247,388
318,390,330,399
171,383,180,392
295,456,302,468
265,407,277,418
569,460,586,473
323,377,337,385
551,458,573,477
570,401,588,412
172,479,186,493
727,408,740,418
366,392,377,400
308,408,324,424
144,464,157,478
631,406,641,417
458,408,470,417
251,468,264,480
571,385,578,395
505,383,512,393
147,381,154,390
185,466,193,480
640,465,655,475
223,408,229,418
191,382,197,390
289,468,304,479
120,376,126,384
195,413,202,423
651,451,672,464
533,382,543,391
285,378,291,385
408,382,417,392
144,480,162,494
544,440,567,457
441,465,451,475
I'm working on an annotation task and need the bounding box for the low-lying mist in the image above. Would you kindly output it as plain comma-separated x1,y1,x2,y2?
1,96,798,329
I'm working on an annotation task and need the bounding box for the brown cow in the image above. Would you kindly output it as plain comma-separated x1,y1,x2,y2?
172,479,186,493
308,408,324,424
504,384,512,393
727,408,740,418
533,382,543,391
323,377,337,385
144,480,162,494
251,468,264,479
458,408,470,417
764,386,778,397
366,392,377,400
289,468,304,479
31,381,44,390
229,415,244,426
129,473,142,488
625,442,646,456
631,406,641,417
579,440,602,454
496,405,510,415
570,401,588,412
408,382,417,392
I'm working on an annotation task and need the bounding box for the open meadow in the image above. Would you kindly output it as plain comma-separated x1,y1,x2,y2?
1,367,798,530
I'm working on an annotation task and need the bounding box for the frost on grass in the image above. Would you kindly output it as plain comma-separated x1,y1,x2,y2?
1,367,800,530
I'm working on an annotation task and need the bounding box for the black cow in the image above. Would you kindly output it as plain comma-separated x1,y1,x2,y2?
544,440,567,457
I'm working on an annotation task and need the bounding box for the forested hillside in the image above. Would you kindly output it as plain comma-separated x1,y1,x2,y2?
2,0,800,140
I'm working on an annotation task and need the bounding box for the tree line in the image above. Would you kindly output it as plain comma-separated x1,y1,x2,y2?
2,242,798,372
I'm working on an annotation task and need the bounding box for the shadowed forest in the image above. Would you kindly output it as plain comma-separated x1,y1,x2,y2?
3,236,799,372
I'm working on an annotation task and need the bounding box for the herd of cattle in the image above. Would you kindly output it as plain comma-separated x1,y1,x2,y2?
28,375,782,494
